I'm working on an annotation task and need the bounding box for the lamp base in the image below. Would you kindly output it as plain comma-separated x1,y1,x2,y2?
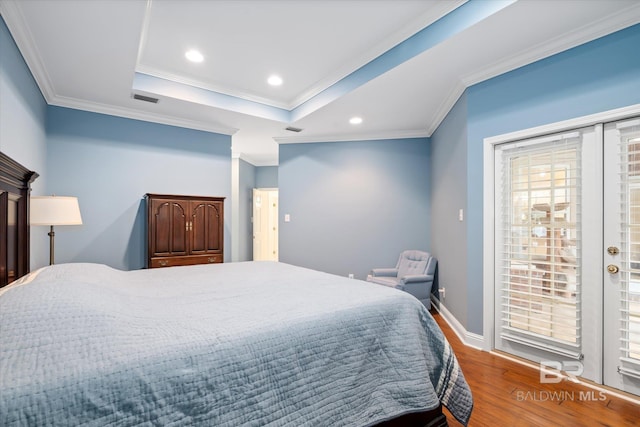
48,225,55,265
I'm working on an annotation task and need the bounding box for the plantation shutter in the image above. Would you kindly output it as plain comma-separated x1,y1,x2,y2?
616,119,640,379
497,131,583,359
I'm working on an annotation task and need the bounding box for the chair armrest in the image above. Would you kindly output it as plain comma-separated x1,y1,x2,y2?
401,274,433,284
371,268,398,277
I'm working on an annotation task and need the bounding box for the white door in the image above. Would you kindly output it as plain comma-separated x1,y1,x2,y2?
494,117,640,395
493,126,603,382
252,189,278,261
603,118,640,395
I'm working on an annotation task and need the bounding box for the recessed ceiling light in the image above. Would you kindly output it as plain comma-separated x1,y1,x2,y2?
268,75,283,86
185,49,204,63
349,116,363,125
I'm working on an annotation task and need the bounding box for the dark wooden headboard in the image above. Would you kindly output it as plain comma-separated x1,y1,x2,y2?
0,152,38,287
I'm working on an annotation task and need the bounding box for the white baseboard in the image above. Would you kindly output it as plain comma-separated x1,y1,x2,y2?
431,295,484,350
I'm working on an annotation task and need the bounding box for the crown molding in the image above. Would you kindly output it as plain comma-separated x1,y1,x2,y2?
461,2,640,87
426,80,467,137
1,0,56,103
274,128,428,145
49,94,238,136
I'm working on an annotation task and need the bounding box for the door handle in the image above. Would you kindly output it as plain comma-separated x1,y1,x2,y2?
607,264,619,274
607,246,619,255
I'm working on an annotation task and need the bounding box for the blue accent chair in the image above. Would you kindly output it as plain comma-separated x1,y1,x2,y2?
367,250,437,308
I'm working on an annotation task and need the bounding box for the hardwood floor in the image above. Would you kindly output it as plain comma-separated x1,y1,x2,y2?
431,312,640,427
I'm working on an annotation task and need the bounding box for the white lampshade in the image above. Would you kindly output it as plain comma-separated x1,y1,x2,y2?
30,196,83,225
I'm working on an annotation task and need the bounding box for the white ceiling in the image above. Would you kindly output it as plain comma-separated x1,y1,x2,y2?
2,0,639,166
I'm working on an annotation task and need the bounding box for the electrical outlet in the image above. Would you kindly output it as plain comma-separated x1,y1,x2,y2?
438,287,446,299
348,273,354,279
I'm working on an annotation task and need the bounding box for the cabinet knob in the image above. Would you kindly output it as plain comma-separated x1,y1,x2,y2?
159,260,168,267
207,257,217,263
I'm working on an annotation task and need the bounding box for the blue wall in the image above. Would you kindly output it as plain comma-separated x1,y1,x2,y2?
460,23,640,334
46,107,232,270
430,93,468,325
0,15,49,268
279,138,431,280
256,166,278,188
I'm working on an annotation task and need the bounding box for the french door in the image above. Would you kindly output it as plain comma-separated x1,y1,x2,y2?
494,117,640,395
603,119,640,395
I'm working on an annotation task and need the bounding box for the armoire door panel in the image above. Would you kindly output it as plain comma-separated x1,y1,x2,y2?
151,201,171,254
0,192,8,285
208,202,223,252
7,195,18,284
151,200,188,256
169,202,188,255
206,204,222,252
191,201,222,254
190,202,206,254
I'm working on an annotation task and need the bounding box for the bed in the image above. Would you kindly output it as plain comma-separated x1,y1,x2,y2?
0,261,472,426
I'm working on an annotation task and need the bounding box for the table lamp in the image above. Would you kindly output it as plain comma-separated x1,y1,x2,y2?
30,195,83,265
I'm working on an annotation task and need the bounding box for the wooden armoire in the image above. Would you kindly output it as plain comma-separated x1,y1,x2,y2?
146,194,224,268
0,152,38,287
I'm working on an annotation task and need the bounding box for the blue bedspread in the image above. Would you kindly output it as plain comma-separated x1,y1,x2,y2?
0,262,472,426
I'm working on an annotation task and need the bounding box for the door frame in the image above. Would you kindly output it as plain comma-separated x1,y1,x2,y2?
482,103,640,353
